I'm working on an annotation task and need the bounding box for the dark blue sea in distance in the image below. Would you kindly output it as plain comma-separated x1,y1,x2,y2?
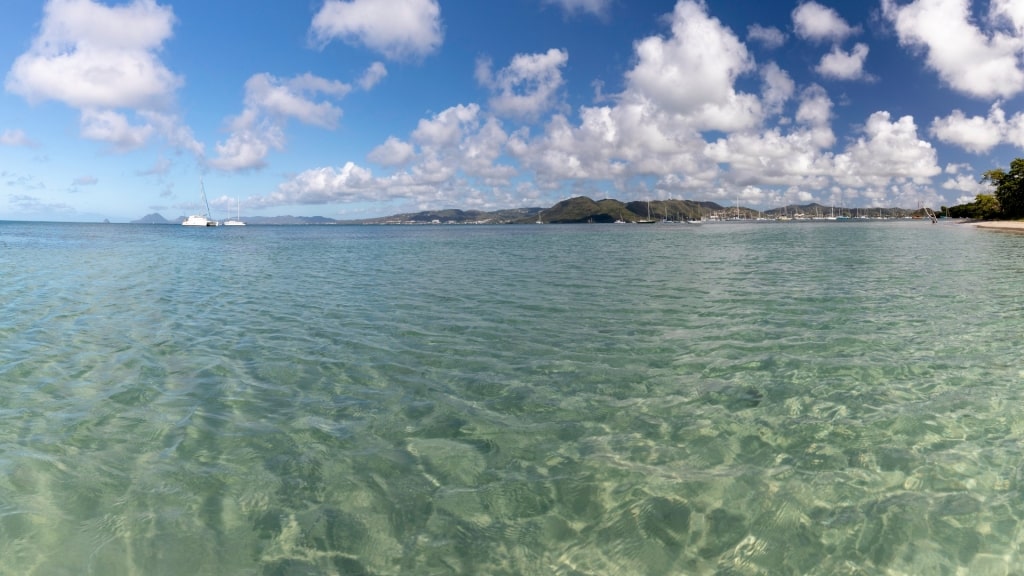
2,219,1023,574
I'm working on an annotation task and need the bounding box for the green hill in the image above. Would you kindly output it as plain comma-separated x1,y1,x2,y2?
527,197,723,223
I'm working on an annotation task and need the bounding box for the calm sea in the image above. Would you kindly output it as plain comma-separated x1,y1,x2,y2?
1,220,1022,575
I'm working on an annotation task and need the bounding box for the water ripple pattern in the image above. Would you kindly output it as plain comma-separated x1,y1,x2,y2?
1,220,1023,574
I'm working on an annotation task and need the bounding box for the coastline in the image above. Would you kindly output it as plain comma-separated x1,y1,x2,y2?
973,220,1024,231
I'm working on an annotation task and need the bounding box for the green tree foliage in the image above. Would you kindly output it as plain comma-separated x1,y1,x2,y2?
948,194,1001,219
974,194,1001,219
982,158,1024,219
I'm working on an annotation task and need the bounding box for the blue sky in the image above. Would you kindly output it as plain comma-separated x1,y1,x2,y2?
1,0,1023,222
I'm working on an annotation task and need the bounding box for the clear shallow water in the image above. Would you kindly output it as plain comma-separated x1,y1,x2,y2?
1,220,1023,575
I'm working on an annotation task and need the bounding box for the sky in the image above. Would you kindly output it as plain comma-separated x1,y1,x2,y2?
1,0,1024,222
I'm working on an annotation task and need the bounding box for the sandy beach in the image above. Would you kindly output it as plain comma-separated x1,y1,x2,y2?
973,221,1024,231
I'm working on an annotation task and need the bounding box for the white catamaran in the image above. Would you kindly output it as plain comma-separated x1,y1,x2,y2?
182,179,219,227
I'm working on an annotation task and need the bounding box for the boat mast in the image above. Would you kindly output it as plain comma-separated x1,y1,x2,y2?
200,178,213,219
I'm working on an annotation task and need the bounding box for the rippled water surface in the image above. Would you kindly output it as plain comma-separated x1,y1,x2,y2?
2,220,1024,575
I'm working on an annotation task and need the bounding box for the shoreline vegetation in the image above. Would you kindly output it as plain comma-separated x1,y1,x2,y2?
950,158,1024,222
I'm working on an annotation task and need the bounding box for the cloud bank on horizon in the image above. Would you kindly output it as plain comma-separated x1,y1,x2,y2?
2,0,1024,220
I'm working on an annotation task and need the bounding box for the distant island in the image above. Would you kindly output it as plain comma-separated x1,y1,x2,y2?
133,197,922,226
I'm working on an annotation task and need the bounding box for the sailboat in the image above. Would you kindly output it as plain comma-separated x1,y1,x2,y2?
224,197,245,226
636,200,656,224
686,201,704,224
182,178,219,226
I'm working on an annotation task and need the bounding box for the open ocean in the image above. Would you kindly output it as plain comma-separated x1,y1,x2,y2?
2,219,1023,575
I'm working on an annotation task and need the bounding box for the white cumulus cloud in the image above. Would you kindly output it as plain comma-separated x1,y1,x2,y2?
702,87,836,189
244,73,350,129
210,72,351,171
6,0,180,110
761,62,795,116
358,62,388,90
883,0,1024,99
262,102,516,208
931,103,1024,152
990,0,1024,34
4,0,203,154
310,0,443,60
542,0,611,17
411,103,480,148
270,162,379,204
625,0,761,131
834,111,941,188
792,1,859,42
368,136,416,166
942,163,989,199
795,84,836,148
477,49,568,120
747,24,787,49
816,43,870,80
80,109,154,151
209,121,286,172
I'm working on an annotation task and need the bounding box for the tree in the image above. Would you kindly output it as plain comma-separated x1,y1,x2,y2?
973,194,1001,219
982,158,1024,219
948,194,1000,219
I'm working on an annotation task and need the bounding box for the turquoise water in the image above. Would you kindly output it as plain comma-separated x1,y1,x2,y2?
1,220,1023,575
